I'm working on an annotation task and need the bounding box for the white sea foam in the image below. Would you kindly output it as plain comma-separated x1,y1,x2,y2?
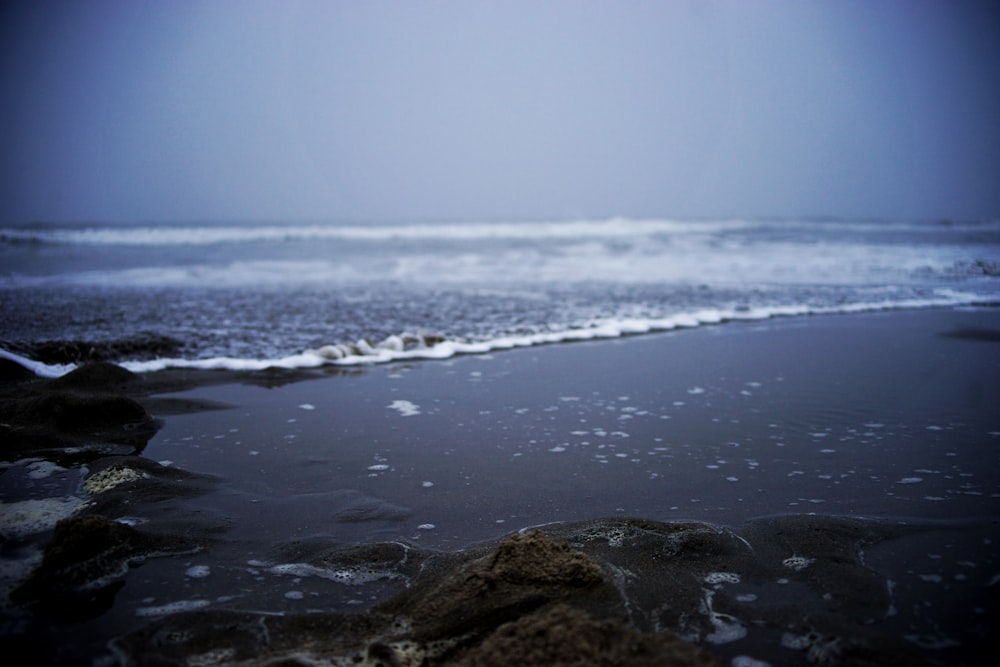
2,292,988,379
0,497,88,539
26,460,66,480
6,218,998,247
269,562,402,585
4,217,996,292
388,400,420,417
2,215,996,377
0,348,76,378
134,599,211,617
185,565,211,578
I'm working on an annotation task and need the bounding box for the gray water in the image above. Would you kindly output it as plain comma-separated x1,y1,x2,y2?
2,218,997,370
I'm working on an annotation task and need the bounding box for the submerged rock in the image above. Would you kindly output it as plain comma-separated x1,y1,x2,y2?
109,526,726,666
10,514,198,621
455,603,719,667
81,455,220,517
109,517,935,667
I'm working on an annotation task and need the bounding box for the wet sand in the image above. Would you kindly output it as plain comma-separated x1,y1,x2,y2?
2,307,999,666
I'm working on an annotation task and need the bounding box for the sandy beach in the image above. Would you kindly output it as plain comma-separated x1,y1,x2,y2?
2,307,999,666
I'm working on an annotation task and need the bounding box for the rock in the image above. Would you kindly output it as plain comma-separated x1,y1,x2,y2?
16,392,150,432
0,364,160,458
81,455,220,516
455,603,722,667
10,514,198,621
110,527,719,667
334,496,413,523
486,529,604,587
0,357,36,383
19,335,183,365
106,517,933,667
49,361,140,391
377,529,615,644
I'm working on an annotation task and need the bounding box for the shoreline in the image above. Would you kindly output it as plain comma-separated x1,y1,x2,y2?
4,296,999,378
2,306,999,666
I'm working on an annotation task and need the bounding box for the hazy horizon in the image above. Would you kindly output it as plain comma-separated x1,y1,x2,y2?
2,1,999,225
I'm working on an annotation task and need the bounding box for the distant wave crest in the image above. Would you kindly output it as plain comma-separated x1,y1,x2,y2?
4,218,997,247
0,219,750,246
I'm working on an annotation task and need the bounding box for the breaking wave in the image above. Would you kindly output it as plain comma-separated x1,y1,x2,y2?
2,218,997,247
2,293,994,378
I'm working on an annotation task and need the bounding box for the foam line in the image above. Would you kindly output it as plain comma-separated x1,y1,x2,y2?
2,294,993,378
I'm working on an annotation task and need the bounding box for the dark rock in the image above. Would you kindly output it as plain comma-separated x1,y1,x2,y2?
110,527,718,667
19,335,183,365
105,517,936,667
16,392,150,432
10,514,198,621
482,528,604,587
455,603,722,667
49,361,140,391
0,357,36,383
376,529,614,645
82,456,220,517
0,366,159,458
942,326,1000,343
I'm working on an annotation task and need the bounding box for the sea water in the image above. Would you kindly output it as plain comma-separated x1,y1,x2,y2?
1,217,998,374
2,220,999,665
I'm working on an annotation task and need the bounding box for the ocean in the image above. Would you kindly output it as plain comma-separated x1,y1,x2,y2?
2,217,998,374
2,218,1000,665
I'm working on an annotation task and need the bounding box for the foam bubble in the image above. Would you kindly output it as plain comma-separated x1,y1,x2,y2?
388,400,420,417
732,657,772,667
704,572,741,585
135,599,211,617
26,460,66,480
0,497,88,539
701,589,747,644
269,562,402,585
83,466,149,494
782,555,815,571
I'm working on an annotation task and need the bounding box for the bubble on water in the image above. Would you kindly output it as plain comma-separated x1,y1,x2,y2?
783,555,815,571
704,572,741,585
185,565,211,578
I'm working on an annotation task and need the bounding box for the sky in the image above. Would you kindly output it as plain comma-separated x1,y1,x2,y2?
1,0,998,224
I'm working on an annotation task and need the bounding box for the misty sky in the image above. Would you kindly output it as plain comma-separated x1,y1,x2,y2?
2,0,998,224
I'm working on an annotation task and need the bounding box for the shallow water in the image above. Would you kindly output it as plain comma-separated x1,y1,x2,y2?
136,310,1000,548
2,308,999,666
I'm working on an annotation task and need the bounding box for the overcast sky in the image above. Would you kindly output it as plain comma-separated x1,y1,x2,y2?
2,0,998,224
